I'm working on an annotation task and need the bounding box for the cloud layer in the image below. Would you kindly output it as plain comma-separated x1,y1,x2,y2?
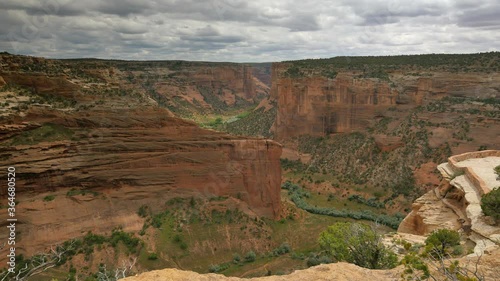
0,0,499,62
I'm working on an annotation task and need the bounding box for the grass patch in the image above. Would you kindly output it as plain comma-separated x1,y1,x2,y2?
43,195,56,202
9,123,74,146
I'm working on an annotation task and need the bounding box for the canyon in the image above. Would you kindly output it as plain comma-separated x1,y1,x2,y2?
271,58,500,140
1,52,500,280
0,53,281,272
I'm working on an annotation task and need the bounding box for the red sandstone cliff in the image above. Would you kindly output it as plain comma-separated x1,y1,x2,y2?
0,107,282,258
0,54,269,116
0,54,280,261
271,63,500,140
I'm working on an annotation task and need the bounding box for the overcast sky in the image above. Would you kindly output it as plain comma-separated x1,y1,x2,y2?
0,0,499,62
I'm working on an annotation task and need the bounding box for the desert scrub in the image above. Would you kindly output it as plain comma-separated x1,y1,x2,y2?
9,123,74,146
481,187,500,221
43,195,56,202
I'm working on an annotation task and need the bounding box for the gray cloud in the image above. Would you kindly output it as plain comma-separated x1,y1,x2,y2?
457,5,500,28
0,0,498,62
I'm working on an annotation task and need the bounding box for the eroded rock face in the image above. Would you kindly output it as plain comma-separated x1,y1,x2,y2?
270,63,500,140
271,70,398,140
398,151,500,255
0,107,282,258
397,188,461,235
0,53,269,116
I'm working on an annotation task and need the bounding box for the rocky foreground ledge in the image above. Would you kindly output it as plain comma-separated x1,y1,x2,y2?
399,150,500,255
123,262,400,281
122,249,500,281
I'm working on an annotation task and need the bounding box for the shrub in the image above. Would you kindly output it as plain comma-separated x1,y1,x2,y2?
208,264,220,273
147,253,158,260
480,187,500,221
272,242,291,256
173,234,188,250
232,253,241,263
318,222,397,269
137,205,149,218
43,195,56,202
306,257,320,267
424,229,460,256
244,251,256,262
208,263,230,273
109,229,140,253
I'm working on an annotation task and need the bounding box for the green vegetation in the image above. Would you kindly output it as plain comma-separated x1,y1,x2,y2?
9,123,74,146
281,52,500,78
297,132,419,198
222,106,277,138
147,252,158,260
284,66,304,78
424,229,461,257
244,251,257,262
43,195,56,202
172,234,188,250
318,222,397,269
270,243,291,257
398,233,481,281
280,158,309,173
282,182,403,229
481,187,500,221
109,228,141,254
347,194,385,209
137,205,150,218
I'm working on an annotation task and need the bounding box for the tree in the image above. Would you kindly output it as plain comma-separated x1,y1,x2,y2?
480,187,500,221
425,229,460,256
318,222,397,269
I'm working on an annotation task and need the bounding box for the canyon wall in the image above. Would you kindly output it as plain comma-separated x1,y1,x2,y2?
0,107,282,258
271,62,500,140
0,54,269,115
270,66,398,139
0,54,280,261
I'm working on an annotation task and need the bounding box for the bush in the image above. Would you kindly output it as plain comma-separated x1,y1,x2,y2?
208,263,230,273
232,253,241,263
208,264,220,273
148,253,158,260
173,234,188,250
318,222,397,269
137,205,149,218
424,229,460,256
480,187,500,221
271,243,291,256
245,251,256,262
306,254,332,267
43,195,56,202
110,229,140,253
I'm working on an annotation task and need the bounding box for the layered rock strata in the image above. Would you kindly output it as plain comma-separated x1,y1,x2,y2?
0,107,282,259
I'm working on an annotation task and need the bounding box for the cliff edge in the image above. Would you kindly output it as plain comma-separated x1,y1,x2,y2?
398,150,500,255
